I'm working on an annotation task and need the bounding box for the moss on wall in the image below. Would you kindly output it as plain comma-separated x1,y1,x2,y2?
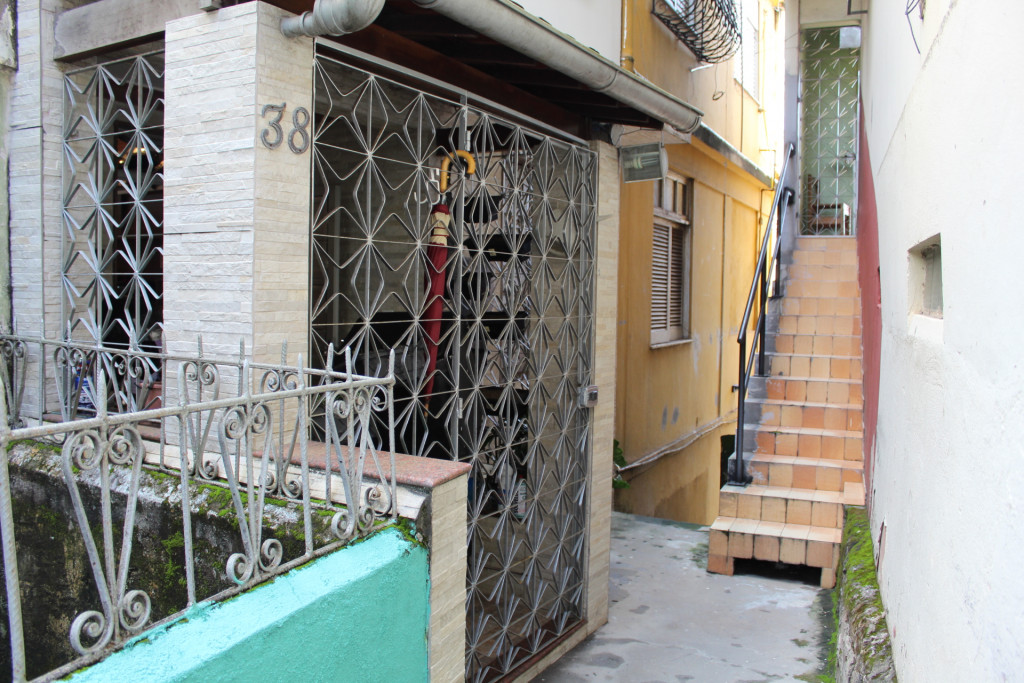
835,507,897,682
0,441,341,681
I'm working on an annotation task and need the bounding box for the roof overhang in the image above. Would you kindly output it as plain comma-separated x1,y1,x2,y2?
55,0,704,138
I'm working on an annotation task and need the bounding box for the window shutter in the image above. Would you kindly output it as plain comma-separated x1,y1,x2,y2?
652,223,671,332
669,227,684,326
651,174,691,345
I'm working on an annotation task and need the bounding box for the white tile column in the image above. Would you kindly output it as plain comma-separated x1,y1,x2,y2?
163,1,312,374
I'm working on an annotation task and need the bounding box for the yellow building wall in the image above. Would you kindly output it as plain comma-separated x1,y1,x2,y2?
612,1,785,524
621,0,785,169
614,141,765,524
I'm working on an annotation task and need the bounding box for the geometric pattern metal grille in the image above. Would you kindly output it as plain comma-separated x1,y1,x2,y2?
312,51,595,682
800,28,859,236
62,52,164,349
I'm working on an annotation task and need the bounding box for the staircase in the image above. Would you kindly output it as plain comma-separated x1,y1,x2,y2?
708,236,865,588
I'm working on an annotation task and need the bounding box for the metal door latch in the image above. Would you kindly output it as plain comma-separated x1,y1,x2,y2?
579,385,599,408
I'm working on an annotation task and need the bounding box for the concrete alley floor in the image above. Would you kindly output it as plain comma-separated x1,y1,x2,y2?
535,512,831,683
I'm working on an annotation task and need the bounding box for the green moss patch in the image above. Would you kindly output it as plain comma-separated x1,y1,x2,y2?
836,507,897,681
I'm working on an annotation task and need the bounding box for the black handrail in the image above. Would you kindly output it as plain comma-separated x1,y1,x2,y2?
731,143,795,485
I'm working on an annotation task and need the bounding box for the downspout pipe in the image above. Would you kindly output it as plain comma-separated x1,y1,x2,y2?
281,0,386,38
409,0,704,133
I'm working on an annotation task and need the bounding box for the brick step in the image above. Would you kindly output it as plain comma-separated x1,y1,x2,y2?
742,452,865,490
778,314,862,338
767,350,864,375
795,235,857,252
750,375,863,405
792,248,857,266
766,354,863,381
748,424,863,461
787,263,859,283
780,296,860,317
772,333,862,357
708,517,843,587
786,279,861,299
748,399,863,431
720,484,849,527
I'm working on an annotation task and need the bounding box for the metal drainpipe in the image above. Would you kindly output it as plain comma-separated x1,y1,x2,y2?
279,0,703,133
280,0,386,38
409,0,704,133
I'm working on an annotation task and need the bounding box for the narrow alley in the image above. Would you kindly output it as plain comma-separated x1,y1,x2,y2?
537,513,831,682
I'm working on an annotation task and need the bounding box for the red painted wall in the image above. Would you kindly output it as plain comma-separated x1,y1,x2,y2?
856,106,881,495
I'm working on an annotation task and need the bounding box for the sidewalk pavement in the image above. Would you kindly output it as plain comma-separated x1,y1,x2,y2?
535,512,832,683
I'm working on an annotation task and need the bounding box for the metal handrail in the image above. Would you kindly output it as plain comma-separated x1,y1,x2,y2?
731,144,795,485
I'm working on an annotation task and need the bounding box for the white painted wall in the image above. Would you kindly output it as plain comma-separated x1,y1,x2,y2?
861,0,1024,679
513,0,620,62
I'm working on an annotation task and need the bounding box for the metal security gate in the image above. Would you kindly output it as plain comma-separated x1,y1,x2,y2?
310,48,596,681
800,27,860,236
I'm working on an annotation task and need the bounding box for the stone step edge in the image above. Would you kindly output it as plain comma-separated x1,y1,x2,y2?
776,292,861,300
745,452,866,465
763,373,864,383
787,267,860,276
775,329,863,339
711,517,843,543
744,424,863,439
778,312,862,320
741,450,866,466
739,453,865,471
721,483,863,506
757,376,864,386
746,397,863,411
765,352,863,360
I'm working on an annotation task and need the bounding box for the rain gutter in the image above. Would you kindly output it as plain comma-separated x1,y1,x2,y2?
408,0,704,133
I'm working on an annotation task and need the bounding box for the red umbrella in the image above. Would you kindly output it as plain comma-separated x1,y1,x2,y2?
423,150,476,410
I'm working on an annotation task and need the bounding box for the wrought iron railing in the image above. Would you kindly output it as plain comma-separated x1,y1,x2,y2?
731,144,795,485
0,336,395,682
653,0,741,64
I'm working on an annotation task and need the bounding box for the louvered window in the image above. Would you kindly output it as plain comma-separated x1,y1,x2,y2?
651,174,692,345
734,0,759,97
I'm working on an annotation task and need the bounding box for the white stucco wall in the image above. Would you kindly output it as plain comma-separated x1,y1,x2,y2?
513,0,620,62
861,0,1024,679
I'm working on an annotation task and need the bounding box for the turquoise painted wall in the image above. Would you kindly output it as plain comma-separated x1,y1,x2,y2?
71,528,429,683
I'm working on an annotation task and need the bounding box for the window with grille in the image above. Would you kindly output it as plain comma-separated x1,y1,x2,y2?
651,174,692,345
63,51,165,351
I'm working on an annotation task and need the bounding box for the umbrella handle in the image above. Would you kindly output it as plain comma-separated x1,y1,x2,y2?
439,150,476,193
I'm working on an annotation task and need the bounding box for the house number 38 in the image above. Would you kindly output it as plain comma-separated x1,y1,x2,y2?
260,103,310,154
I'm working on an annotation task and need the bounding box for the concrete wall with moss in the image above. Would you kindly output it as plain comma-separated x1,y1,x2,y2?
1,441,429,682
